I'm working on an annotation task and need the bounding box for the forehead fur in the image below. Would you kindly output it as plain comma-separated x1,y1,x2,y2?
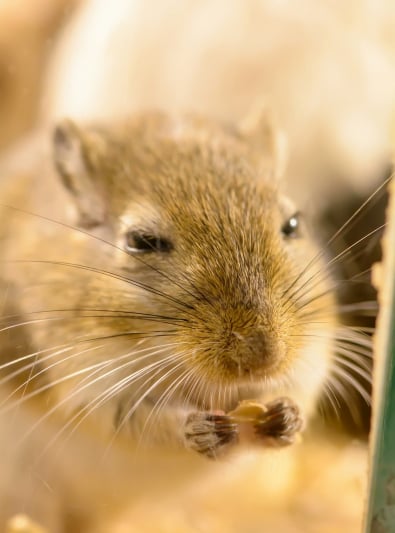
88,111,282,218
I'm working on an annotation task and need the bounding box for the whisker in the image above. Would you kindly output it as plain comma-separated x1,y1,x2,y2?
324,175,391,248
332,355,372,383
1,358,114,416
283,221,384,317
2,340,183,414
13,349,188,462
179,366,201,409
0,330,178,385
113,357,188,440
330,365,371,405
327,224,386,269
0,344,73,373
2,338,182,407
137,366,193,448
339,325,375,333
337,302,378,314
333,333,372,350
334,340,372,359
39,351,185,460
0,203,204,308
282,176,390,301
323,373,362,425
0,344,107,407
7,259,196,315
320,379,342,421
0,316,64,335
181,364,205,409
0,307,189,325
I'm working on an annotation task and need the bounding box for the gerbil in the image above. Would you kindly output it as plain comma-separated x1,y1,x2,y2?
0,110,338,527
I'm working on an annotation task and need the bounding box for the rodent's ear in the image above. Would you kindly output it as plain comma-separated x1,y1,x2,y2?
240,106,288,180
53,119,107,228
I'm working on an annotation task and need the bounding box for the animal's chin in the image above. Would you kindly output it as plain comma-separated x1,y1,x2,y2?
183,358,296,411
190,381,269,412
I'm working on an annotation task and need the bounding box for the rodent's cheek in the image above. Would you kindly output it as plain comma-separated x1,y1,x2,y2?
285,321,336,418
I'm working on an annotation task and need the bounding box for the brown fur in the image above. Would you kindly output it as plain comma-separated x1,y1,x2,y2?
0,111,338,529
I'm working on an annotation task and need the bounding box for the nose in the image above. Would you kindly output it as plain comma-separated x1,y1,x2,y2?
238,330,285,371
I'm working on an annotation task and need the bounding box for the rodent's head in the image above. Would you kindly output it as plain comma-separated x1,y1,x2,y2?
32,111,336,412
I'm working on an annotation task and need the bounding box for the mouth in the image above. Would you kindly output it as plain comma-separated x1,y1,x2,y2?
195,382,268,412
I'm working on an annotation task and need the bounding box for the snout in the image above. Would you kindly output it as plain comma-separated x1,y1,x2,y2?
230,329,287,377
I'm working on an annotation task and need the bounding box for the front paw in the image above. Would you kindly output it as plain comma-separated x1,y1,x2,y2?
184,412,238,458
253,397,304,447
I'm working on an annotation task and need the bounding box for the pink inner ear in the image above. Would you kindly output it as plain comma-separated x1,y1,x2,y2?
53,120,86,182
52,121,107,228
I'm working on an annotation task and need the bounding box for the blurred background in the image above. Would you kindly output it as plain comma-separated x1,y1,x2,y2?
1,2,395,530
0,0,79,150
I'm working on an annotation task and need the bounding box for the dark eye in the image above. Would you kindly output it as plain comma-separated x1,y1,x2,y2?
281,212,302,238
124,231,173,253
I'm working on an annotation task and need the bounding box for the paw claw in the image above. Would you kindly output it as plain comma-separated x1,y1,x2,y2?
253,397,304,447
185,412,238,457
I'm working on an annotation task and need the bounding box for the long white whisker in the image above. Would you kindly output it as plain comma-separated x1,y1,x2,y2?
114,357,188,440
1,345,106,407
332,354,372,383
138,366,193,448
330,366,371,405
38,350,184,461
2,341,183,414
